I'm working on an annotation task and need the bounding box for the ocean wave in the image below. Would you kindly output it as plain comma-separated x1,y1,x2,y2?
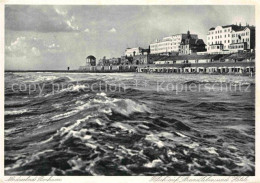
52,76,72,83
195,102,231,111
31,75,60,83
183,80,255,86
5,100,30,108
50,110,79,121
4,73,255,176
5,109,30,116
74,92,152,118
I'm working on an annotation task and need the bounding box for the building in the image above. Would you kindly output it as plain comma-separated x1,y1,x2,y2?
179,31,206,55
121,56,133,65
98,57,121,66
108,57,121,65
133,55,155,65
125,47,145,57
150,33,198,54
137,52,255,75
206,24,255,54
86,55,96,66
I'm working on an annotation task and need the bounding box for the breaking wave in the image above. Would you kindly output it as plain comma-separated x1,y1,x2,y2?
4,72,255,176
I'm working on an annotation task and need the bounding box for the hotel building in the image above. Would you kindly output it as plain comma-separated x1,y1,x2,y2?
179,31,206,55
125,47,148,57
206,24,255,53
150,33,198,54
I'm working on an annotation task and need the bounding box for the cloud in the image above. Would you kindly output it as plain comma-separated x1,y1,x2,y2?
5,6,79,32
54,7,67,16
6,37,40,57
6,36,62,58
84,28,90,32
66,20,79,31
109,28,117,33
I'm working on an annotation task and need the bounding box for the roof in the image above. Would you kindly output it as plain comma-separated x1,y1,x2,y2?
195,39,205,45
222,24,234,28
181,38,205,46
86,55,96,59
209,24,254,32
125,47,144,50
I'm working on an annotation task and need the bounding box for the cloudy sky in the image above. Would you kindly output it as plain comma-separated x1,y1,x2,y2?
5,5,255,70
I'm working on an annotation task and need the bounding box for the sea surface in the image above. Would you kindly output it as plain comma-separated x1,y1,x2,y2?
4,72,255,175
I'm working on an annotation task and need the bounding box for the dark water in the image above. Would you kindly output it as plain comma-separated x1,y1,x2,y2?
5,72,255,175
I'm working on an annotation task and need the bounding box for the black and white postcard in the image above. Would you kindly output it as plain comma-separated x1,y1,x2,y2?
0,1,259,183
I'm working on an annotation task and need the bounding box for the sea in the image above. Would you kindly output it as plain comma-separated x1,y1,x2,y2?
4,72,255,176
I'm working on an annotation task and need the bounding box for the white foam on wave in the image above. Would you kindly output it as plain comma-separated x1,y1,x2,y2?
202,147,219,155
97,92,106,96
68,157,85,170
182,142,200,149
60,128,92,144
5,149,54,171
145,134,165,148
75,101,85,105
39,115,94,146
92,92,152,117
59,115,93,136
113,99,151,116
234,156,254,172
175,132,187,138
51,110,79,121
59,84,87,93
85,143,97,149
95,119,103,125
43,84,87,97
98,107,112,115
111,122,136,133
5,109,29,115
30,75,59,82
137,124,150,129
144,159,163,168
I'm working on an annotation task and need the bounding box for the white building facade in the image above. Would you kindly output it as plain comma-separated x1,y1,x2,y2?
125,47,144,57
207,24,255,54
150,33,198,54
